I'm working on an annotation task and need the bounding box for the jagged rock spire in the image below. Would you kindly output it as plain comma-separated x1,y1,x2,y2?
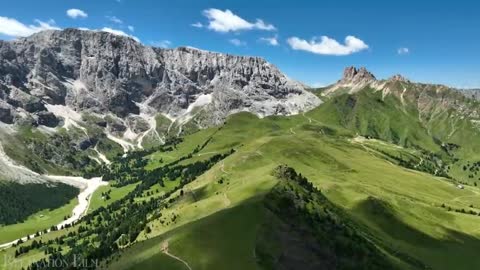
389,74,410,83
339,66,376,85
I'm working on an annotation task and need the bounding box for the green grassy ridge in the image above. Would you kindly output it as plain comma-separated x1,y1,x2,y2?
135,112,480,270
4,85,480,269
353,196,480,270
108,199,265,270
308,88,440,152
257,165,396,270
310,85,480,185
107,164,402,270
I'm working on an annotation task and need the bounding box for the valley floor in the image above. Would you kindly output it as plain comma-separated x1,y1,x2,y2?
0,176,107,249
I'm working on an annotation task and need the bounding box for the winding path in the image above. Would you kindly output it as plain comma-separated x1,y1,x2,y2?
161,241,192,270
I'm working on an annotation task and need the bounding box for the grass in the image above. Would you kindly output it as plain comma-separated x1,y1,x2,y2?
136,179,180,202
0,198,78,244
146,127,218,169
5,87,480,269
88,182,138,213
123,253,189,270
109,200,265,270
111,110,480,269
0,228,76,270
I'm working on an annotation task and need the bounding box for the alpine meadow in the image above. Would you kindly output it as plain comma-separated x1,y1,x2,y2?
0,1,480,270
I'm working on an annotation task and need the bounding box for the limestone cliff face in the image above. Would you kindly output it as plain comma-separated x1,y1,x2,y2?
0,28,321,128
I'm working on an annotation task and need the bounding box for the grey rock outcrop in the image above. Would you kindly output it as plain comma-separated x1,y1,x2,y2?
0,28,321,129
340,66,376,85
459,89,480,101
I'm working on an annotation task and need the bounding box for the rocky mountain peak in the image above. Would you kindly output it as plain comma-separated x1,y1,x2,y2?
340,66,376,85
389,74,410,83
0,29,321,134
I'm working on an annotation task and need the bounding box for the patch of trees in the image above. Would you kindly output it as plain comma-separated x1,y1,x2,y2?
462,161,480,180
273,164,316,192
103,134,221,188
441,143,460,156
24,147,234,269
0,182,78,225
441,203,480,216
378,149,450,178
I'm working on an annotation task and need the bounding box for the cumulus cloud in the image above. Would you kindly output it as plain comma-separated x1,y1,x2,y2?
259,35,278,46
397,47,409,55
287,35,369,56
106,16,123,24
100,27,140,42
191,22,203,28
202,8,275,32
66,9,88,19
0,17,60,37
150,40,172,48
229,38,246,46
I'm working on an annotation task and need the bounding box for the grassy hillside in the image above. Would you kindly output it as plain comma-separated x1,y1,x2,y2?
98,112,480,270
0,182,78,226
4,86,480,269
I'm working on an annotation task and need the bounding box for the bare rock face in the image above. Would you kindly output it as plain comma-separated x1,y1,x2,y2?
34,111,59,127
339,66,376,85
323,66,378,95
389,74,410,83
0,100,13,124
459,89,480,101
0,29,321,128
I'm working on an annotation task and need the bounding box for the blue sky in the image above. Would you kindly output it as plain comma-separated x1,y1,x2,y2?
0,0,479,88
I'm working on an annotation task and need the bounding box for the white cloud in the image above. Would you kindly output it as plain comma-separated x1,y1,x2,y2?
397,47,409,55
100,27,139,42
259,35,278,46
128,25,134,32
229,38,246,46
0,17,60,37
150,40,172,48
287,35,368,56
106,16,123,24
191,22,203,28
202,8,275,32
66,9,88,19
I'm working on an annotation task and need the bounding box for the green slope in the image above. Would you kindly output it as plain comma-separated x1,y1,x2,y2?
5,82,480,270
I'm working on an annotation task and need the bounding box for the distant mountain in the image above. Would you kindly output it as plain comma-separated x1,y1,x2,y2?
317,66,480,154
459,88,480,101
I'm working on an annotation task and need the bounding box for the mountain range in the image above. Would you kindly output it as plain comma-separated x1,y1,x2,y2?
1,29,480,270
